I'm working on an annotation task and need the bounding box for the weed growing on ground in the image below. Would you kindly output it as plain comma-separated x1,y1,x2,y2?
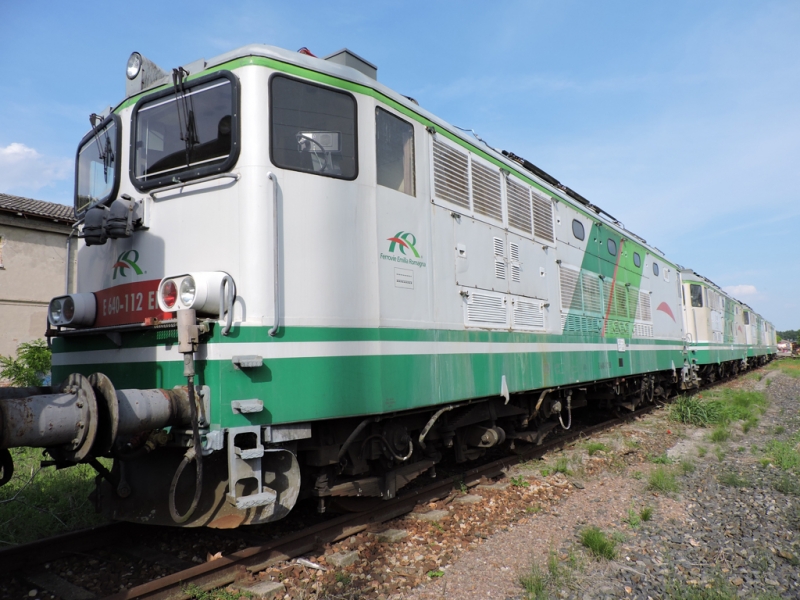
736,446,746,453
427,570,444,578
631,470,644,480
335,572,352,585
719,472,750,487
520,549,574,599
714,446,726,461
624,508,641,529
774,475,800,496
554,457,572,475
511,475,530,488
586,442,608,456
664,576,738,599
185,585,253,600
680,459,696,474
649,453,673,464
742,416,759,433
579,527,617,559
0,448,109,544
640,506,654,521
540,467,551,477
697,446,708,457
774,425,786,435
526,504,542,514
710,426,731,443
647,466,679,493
765,439,800,471
670,390,767,430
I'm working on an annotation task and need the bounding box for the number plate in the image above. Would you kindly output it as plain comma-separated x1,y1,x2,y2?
94,279,172,327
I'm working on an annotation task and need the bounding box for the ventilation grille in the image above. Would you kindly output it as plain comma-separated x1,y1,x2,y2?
509,243,520,262
561,313,603,334
633,323,654,338
532,191,555,243
493,237,504,256
471,161,503,221
466,292,507,326
559,266,582,311
432,140,469,208
582,275,603,314
495,260,506,280
511,264,521,283
513,299,544,329
614,286,629,318
635,291,652,322
506,179,532,233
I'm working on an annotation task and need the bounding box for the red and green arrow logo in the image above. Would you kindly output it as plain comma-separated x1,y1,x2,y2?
113,249,143,279
387,231,420,258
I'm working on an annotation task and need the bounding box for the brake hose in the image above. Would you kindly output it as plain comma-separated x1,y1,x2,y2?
168,379,204,524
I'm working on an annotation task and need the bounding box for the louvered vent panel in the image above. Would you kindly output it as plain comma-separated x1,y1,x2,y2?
602,280,612,316
471,162,503,221
467,293,507,325
635,291,652,322
511,264,521,283
509,243,520,262
582,274,603,314
493,237,504,256
559,267,582,311
432,140,470,208
514,299,544,329
532,192,555,243
633,323,654,338
615,287,629,318
506,179,532,233
495,260,506,280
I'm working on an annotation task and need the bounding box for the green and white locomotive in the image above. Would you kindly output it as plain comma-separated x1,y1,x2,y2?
0,45,777,528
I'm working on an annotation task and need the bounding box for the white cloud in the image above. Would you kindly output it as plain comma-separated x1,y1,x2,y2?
723,285,758,297
0,142,71,193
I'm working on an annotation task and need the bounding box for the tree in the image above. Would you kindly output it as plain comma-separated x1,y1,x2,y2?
0,339,51,387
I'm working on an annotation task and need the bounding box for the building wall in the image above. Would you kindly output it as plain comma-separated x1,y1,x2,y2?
0,212,76,358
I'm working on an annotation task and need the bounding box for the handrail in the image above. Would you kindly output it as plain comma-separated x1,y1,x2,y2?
219,274,236,336
149,172,240,198
268,172,279,337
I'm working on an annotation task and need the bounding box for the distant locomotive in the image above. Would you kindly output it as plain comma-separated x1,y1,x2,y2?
0,45,776,527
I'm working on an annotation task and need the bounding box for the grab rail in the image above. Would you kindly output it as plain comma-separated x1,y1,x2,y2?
150,173,240,199
268,172,280,337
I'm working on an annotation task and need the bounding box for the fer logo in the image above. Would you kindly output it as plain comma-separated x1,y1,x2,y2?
113,250,143,280
387,231,420,258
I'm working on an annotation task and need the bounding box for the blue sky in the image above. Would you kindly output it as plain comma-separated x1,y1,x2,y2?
1,1,797,330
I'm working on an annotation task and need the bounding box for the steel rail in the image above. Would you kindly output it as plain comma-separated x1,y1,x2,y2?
103,404,657,600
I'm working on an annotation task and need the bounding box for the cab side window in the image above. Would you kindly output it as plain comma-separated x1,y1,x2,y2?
270,75,357,179
376,107,415,196
690,284,703,307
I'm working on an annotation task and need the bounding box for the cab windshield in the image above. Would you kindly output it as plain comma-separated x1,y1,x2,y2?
132,76,235,188
75,117,118,214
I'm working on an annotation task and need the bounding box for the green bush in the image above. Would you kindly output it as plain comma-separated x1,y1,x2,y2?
586,442,608,456
0,339,51,387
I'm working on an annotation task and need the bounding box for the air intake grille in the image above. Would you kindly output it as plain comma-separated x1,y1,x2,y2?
532,191,555,243
513,299,544,329
582,274,603,314
466,292,507,326
471,161,502,221
433,140,469,209
635,291,652,322
559,266,582,311
506,179,532,233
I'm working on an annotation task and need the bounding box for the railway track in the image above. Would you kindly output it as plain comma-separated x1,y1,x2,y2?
0,402,661,600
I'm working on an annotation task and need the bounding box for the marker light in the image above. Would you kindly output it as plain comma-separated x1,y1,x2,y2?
157,272,234,316
160,279,178,309
48,294,96,328
126,52,142,80
179,276,196,306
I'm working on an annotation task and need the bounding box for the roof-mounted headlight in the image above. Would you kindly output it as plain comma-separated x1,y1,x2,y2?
126,52,142,80
157,272,234,316
48,294,96,328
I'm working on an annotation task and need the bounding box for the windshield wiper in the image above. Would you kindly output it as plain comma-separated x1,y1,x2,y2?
89,113,114,183
172,67,199,167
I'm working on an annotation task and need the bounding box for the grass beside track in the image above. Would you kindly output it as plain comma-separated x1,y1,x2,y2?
0,448,109,545
669,388,767,429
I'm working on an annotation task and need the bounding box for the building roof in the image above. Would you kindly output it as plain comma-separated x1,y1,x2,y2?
0,193,75,224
